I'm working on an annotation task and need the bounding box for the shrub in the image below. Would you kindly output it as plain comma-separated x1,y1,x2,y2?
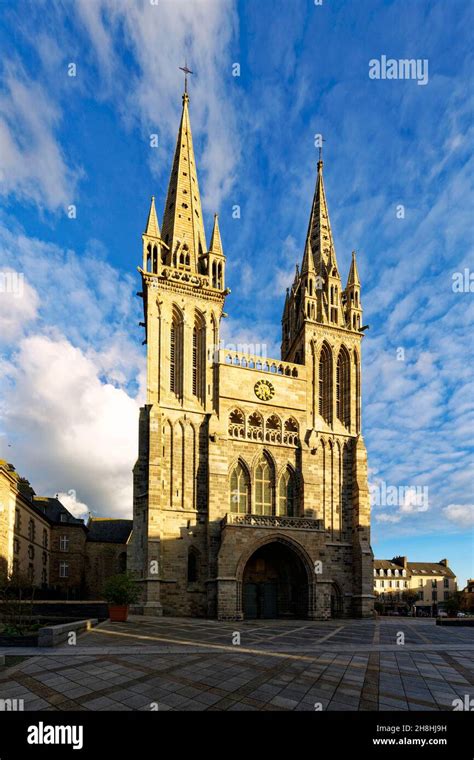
103,573,141,606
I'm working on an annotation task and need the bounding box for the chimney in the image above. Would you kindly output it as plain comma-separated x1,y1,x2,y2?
17,477,36,501
439,559,448,567
392,556,408,569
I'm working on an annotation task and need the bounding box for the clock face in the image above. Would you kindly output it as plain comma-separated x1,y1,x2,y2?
254,380,275,401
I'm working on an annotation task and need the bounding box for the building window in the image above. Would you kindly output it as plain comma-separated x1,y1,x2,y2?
170,306,183,398
418,579,423,587
388,581,392,588
14,509,21,530
432,591,437,601
28,518,35,541
443,578,449,588
12,559,19,577
118,552,127,573
230,462,250,514
43,529,48,549
396,581,400,588
13,538,19,554
59,535,69,552
41,568,47,586
380,580,384,588
28,544,35,560
187,550,198,583
278,468,296,516
336,347,350,428
444,591,450,601
255,455,274,516
431,579,437,588
192,312,205,404
42,551,47,566
354,352,360,433
28,564,34,583
418,591,423,600
59,561,69,579
318,342,332,424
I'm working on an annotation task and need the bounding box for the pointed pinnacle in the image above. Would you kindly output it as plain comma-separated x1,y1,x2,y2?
144,195,160,238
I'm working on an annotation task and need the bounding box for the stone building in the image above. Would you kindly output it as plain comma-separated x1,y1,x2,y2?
84,519,131,598
129,83,374,620
0,460,132,599
373,556,457,616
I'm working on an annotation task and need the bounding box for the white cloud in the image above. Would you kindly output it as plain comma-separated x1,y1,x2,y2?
55,491,90,521
0,270,39,342
374,513,401,523
443,504,474,528
74,0,240,213
1,335,139,518
0,66,81,210
0,223,145,518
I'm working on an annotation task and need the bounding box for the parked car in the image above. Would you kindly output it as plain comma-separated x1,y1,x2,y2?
438,611,448,618
457,612,467,618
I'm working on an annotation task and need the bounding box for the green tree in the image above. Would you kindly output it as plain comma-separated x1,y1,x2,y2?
444,592,463,617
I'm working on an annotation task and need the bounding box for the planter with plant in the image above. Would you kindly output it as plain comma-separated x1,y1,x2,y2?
103,573,140,622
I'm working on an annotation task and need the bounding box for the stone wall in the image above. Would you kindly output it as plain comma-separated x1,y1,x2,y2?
84,542,128,599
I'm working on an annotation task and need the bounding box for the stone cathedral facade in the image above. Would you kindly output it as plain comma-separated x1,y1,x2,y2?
129,86,374,620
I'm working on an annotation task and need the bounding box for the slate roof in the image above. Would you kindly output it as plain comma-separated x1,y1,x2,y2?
374,560,402,570
87,518,133,544
374,559,456,578
32,496,85,527
407,562,456,579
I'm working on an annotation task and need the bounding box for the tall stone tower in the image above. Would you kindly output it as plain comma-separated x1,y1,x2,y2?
129,86,227,615
130,85,373,620
280,157,373,618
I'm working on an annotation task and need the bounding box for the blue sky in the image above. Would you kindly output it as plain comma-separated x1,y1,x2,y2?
0,0,472,585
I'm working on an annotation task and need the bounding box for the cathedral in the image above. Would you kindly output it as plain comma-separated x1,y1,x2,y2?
129,82,374,620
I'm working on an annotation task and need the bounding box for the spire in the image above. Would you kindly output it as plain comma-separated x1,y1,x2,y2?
303,159,338,275
144,195,160,238
161,88,207,270
209,214,223,256
347,250,361,287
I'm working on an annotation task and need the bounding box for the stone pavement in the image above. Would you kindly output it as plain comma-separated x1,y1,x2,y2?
0,617,472,711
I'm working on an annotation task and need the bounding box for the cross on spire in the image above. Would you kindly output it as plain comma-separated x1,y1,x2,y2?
179,61,193,94
318,136,326,163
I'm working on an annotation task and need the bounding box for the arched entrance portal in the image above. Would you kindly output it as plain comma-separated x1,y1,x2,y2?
242,542,308,619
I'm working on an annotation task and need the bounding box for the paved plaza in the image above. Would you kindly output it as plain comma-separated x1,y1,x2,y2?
0,617,472,711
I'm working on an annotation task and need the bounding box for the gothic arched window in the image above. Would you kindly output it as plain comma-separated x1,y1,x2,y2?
336,346,350,428
354,351,361,433
170,305,183,398
319,342,332,424
192,311,205,404
278,468,296,516
146,243,152,271
255,454,274,516
230,462,250,514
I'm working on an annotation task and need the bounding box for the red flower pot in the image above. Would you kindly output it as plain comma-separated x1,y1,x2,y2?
108,605,129,622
